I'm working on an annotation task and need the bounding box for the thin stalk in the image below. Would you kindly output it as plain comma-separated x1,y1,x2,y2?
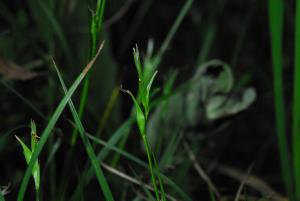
294,0,300,199
153,0,193,69
196,0,227,66
36,189,39,201
153,154,167,201
268,0,294,199
142,135,160,201
72,77,90,145
71,0,106,145
95,87,120,138
196,24,216,66
86,132,193,201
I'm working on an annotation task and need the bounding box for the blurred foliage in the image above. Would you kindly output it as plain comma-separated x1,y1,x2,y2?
0,0,294,200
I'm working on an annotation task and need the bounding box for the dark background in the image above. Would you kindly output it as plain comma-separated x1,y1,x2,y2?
0,0,294,200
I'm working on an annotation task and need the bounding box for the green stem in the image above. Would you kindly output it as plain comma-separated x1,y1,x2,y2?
294,0,300,199
71,74,90,145
268,0,294,199
71,0,106,145
36,189,39,201
142,135,160,201
153,0,193,69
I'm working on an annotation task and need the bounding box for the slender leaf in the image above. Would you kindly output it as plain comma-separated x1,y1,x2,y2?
52,44,115,201
17,44,100,201
153,0,194,68
294,0,300,199
72,0,106,144
121,89,146,135
133,46,143,79
268,0,294,199
70,118,134,201
86,133,193,201
16,136,40,192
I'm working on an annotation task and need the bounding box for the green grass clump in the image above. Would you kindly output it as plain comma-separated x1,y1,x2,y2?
16,43,103,201
52,42,115,201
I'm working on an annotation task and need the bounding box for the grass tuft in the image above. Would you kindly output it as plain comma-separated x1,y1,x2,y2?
17,43,103,201
52,41,114,201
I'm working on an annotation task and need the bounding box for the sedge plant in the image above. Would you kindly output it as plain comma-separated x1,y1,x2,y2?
111,0,193,167
16,41,102,201
52,42,115,201
121,46,166,201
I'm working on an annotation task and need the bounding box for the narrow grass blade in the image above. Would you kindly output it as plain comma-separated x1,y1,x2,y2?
196,24,216,66
95,87,120,137
15,136,40,192
86,133,193,201
17,46,99,201
31,0,72,63
153,0,193,68
294,0,300,199
196,0,226,66
268,0,294,199
159,130,182,168
72,0,107,145
153,155,166,201
52,43,115,201
133,45,143,78
70,118,134,201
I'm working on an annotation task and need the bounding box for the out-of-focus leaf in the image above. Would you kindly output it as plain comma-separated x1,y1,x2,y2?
192,60,233,98
147,93,184,149
0,183,10,199
0,58,38,80
147,59,256,149
205,95,228,120
187,60,236,125
206,87,256,120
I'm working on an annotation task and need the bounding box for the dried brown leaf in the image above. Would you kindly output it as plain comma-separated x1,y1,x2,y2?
0,58,38,81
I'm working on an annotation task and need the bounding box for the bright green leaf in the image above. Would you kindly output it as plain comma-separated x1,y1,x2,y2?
133,45,143,79
30,120,37,151
16,135,40,191
122,89,146,135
